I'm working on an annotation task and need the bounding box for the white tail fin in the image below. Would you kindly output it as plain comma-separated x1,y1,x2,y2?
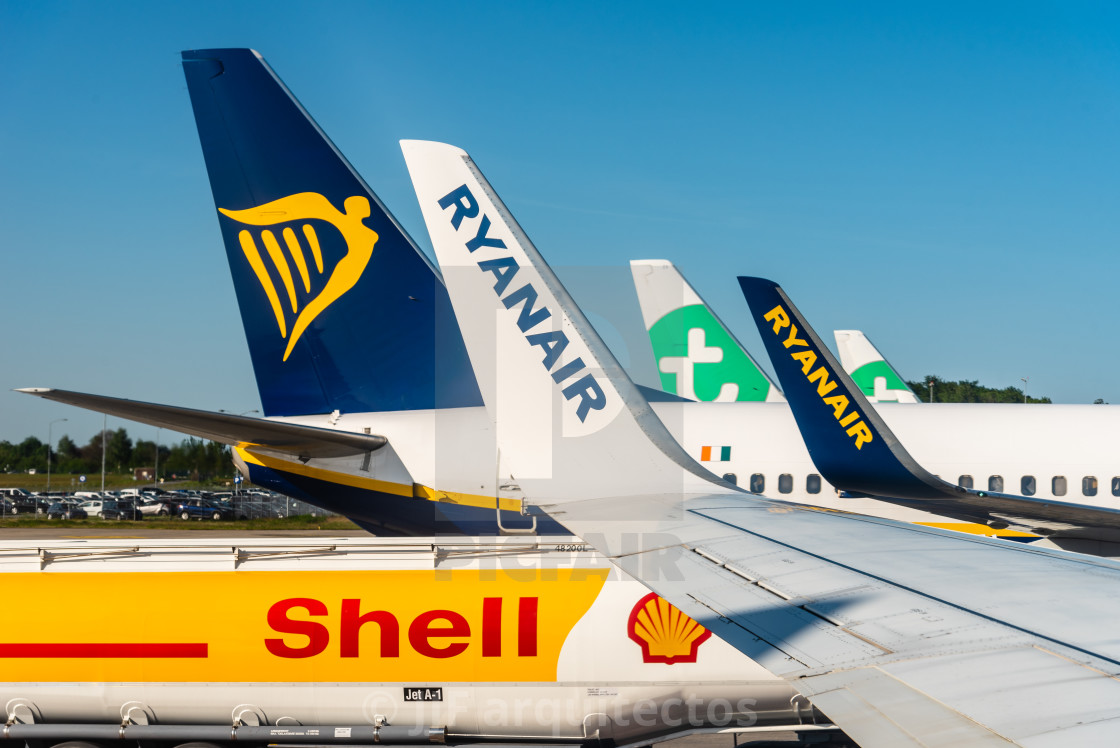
402,141,728,503
630,259,785,403
834,330,921,404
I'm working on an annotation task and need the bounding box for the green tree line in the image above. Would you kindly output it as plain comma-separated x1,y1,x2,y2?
0,429,231,480
905,376,1052,404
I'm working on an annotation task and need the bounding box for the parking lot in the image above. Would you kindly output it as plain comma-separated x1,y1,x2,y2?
0,486,332,523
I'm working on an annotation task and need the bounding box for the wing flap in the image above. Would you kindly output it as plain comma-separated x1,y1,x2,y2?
805,669,1015,747
16,388,386,459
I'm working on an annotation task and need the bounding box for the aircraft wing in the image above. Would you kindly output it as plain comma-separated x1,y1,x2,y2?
404,138,1120,746
15,388,386,459
739,279,1120,553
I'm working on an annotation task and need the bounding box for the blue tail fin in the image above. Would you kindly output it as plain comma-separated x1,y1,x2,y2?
738,276,939,498
181,49,481,416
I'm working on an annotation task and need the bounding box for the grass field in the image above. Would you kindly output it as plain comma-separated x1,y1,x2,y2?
0,514,360,531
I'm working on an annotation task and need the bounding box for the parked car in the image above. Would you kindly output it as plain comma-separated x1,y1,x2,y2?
175,498,235,521
116,499,143,521
79,499,124,520
46,502,87,520
137,497,171,517
6,498,41,515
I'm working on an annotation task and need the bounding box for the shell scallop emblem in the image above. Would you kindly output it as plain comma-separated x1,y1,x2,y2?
219,192,378,361
627,592,712,664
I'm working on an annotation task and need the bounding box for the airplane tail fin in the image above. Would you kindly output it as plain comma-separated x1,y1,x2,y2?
739,277,942,498
630,260,785,403
402,140,731,502
181,49,481,417
834,330,920,403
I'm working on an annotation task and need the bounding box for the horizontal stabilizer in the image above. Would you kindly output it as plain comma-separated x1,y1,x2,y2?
738,278,1120,546
15,388,386,459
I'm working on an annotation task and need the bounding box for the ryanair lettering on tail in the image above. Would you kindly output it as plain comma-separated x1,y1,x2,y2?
763,305,873,450
437,185,606,423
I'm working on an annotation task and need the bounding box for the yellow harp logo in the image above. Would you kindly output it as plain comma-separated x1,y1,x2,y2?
219,193,378,361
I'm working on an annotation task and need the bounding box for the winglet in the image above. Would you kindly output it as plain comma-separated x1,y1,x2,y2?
403,141,731,502
738,277,944,499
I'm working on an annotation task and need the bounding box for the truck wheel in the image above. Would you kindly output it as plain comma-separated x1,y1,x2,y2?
180,511,191,521
212,511,221,521
10,507,17,516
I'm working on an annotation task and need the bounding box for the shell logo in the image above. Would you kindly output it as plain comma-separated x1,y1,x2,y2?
627,592,712,665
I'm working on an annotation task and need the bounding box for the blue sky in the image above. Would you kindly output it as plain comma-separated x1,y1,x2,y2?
2,1,1119,445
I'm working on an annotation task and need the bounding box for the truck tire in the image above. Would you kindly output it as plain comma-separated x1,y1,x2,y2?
180,510,191,521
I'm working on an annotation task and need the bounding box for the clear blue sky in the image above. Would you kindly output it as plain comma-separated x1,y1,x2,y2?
3,1,1119,446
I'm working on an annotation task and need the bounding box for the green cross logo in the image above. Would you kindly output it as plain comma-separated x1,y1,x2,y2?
648,305,773,402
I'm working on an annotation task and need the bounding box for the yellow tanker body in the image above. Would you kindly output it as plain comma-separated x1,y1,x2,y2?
0,536,822,748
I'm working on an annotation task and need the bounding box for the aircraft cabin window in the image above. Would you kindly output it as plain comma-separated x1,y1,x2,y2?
750,473,765,493
1021,476,1036,496
958,475,974,489
1053,476,1067,497
722,473,737,486
806,474,822,494
778,474,793,494
1083,476,1098,497
988,475,1003,493
1113,477,1120,497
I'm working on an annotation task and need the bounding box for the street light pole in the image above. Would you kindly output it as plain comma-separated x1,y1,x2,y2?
1021,377,1029,404
47,418,67,492
101,413,107,492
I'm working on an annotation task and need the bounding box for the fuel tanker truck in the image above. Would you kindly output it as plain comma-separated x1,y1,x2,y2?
0,535,832,748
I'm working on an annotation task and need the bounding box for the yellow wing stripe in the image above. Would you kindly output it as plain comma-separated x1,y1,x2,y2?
237,448,523,512
918,522,1037,538
260,230,298,313
236,231,287,338
282,226,312,292
413,483,523,513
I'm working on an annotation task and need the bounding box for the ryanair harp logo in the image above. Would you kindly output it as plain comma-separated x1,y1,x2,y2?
220,193,378,361
627,592,711,665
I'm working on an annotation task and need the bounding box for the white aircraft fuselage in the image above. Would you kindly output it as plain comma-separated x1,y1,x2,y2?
245,400,1117,539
